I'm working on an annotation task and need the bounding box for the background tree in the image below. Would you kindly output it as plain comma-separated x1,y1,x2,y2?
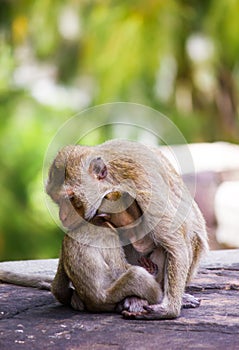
0,0,238,260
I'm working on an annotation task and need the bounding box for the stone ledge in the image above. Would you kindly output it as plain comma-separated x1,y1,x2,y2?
0,249,239,349
1,249,238,282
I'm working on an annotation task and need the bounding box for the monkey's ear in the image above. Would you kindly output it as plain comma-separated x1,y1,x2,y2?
46,162,66,196
88,157,107,180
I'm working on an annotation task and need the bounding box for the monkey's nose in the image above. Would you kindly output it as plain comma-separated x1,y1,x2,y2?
59,210,67,223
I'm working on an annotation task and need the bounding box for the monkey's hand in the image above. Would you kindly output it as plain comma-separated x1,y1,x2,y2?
123,294,201,319
138,256,158,277
115,296,149,313
122,304,178,320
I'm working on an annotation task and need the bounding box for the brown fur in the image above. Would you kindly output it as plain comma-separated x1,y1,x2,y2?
47,139,208,319
51,221,161,312
46,146,163,312
0,139,207,319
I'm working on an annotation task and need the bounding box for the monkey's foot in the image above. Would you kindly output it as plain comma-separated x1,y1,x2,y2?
182,293,201,309
138,256,158,276
116,296,149,313
122,304,178,320
71,291,85,311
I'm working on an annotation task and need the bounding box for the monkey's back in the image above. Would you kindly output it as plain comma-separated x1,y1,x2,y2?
95,139,208,271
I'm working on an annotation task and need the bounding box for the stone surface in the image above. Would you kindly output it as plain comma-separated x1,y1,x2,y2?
0,250,239,349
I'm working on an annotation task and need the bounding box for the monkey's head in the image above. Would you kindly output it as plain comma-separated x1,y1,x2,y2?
68,156,116,222
46,146,139,232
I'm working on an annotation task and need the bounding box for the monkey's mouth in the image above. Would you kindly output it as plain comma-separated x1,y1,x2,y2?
90,212,114,227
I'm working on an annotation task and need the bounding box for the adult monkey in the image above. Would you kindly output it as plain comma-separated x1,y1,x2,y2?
46,139,208,319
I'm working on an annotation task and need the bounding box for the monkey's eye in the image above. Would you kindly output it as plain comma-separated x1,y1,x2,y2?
67,194,82,209
68,194,75,202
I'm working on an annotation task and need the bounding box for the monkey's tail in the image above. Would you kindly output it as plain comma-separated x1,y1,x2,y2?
0,271,53,290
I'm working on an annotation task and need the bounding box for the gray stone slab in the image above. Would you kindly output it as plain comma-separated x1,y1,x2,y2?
1,249,239,349
0,259,58,278
200,249,239,269
1,250,239,282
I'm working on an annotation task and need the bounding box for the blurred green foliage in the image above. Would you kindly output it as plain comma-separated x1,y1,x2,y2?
0,0,238,260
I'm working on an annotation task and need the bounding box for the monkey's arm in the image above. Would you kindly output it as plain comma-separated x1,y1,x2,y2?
140,255,201,309
75,265,161,313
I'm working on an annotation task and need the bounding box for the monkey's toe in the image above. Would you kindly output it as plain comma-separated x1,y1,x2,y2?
116,296,149,313
182,293,201,309
122,310,149,319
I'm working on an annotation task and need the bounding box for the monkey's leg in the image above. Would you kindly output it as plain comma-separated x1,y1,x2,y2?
123,240,189,319
105,266,161,310
51,252,74,306
115,296,149,313
136,252,199,309
121,292,200,317
52,259,85,310
123,293,201,319
116,257,159,313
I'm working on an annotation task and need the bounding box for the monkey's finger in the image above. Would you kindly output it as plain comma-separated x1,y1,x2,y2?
122,310,136,318
123,305,166,320
143,305,154,312
151,264,158,276
138,256,150,268
122,310,163,320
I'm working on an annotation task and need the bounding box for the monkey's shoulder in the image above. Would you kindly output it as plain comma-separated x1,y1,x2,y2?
62,229,126,265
